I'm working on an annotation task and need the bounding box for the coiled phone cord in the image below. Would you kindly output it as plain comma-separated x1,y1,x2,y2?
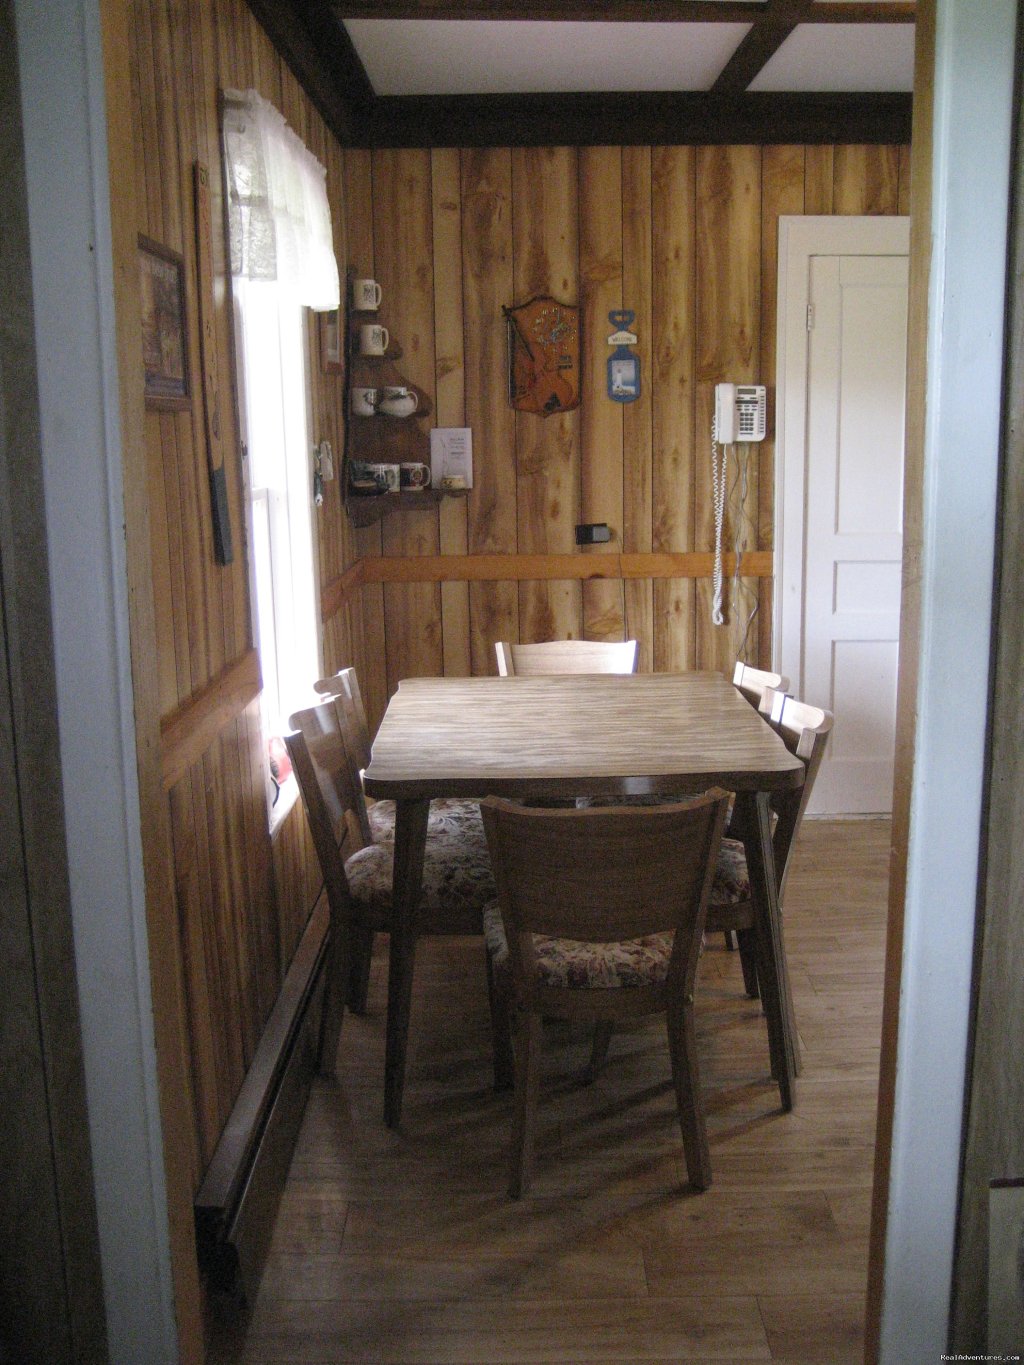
711,415,728,626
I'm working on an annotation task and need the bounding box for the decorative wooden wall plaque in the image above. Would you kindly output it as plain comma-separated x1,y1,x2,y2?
503,296,580,416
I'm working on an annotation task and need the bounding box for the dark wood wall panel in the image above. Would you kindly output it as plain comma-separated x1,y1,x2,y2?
579,144,626,644
621,146,655,673
432,147,473,679
339,141,909,732
651,145,696,675
695,143,761,677
128,0,368,1209
462,148,519,677
375,148,445,697
513,146,582,646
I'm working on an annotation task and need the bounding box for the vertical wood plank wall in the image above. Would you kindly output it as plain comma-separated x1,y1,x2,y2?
345,141,908,732
128,0,366,1197
124,0,908,1298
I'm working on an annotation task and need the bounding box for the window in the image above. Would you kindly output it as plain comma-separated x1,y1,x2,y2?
222,89,340,822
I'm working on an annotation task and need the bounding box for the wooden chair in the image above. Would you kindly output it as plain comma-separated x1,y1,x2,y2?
286,694,500,1084
314,668,493,1011
481,791,730,1198
719,662,790,956
493,642,638,813
705,688,833,1002
586,689,832,1089
494,638,639,677
732,660,790,709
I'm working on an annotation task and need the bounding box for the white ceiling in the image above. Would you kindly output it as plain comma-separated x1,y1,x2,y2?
344,16,915,98
749,23,915,92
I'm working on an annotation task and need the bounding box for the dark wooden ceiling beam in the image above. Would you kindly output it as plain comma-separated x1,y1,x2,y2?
244,0,360,136
254,0,914,148
331,0,913,19
712,0,810,93
352,90,911,147
296,0,376,105
334,2,773,19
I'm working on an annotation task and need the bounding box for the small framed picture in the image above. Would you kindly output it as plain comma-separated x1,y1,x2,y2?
320,309,342,374
138,235,190,410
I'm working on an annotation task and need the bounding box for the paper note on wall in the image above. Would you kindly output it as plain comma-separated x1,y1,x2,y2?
430,428,473,490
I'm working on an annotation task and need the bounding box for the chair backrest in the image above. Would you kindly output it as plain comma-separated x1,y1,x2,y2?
481,793,729,1002
732,660,790,710
314,668,374,844
314,668,371,769
760,687,834,890
285,697,362,914
495,638,639,677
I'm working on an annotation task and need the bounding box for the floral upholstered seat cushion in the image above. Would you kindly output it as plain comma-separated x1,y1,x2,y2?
482,903,674,990
345,799,495,933
709,837,751,906
366,796,483,844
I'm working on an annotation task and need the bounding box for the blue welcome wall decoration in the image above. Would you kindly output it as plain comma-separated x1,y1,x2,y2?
606,309,640,404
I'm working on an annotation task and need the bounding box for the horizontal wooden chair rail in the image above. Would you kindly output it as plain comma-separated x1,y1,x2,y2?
319,551,774,621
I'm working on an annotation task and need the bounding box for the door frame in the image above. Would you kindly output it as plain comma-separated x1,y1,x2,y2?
773,215,910,697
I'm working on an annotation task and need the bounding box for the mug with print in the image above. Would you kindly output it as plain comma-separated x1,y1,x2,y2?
370,462,400,492
399,462,431,489
359,323,390,356
351,277,382,311
350,386,379,416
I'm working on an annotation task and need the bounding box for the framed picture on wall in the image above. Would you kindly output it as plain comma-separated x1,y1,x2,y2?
320,309,342,374
138,234,190,410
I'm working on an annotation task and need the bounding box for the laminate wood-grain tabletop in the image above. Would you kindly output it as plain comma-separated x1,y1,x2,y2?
364,672,804,800
363,672,805,1128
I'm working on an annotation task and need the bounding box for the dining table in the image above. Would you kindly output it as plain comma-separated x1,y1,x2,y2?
362,670,806,1127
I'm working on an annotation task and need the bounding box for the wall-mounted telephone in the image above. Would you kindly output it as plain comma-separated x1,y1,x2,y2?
711,382,766,628
713,383,767,444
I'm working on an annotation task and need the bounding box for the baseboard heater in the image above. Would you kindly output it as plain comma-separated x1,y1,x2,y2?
194,895,329,1301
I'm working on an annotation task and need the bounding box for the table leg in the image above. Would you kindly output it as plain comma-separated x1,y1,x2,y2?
735,790,800,1110
384,796,430,1128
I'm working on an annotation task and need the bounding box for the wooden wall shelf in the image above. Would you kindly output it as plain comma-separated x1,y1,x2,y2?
346,488,461,527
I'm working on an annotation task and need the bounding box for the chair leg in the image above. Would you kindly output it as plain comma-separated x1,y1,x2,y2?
736,927,760,1000
346,925,376,1015
585,1020,615,1084
509,1011,542,1200
724,930,736,951
666,996,711,1191
486,950,515,1093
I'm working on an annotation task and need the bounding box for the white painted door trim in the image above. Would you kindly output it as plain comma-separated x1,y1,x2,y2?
15,2,179,1360
773,214,910,699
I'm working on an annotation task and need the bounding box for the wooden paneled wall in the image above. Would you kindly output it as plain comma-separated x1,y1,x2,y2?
128,0,365,1194
342,141,910,733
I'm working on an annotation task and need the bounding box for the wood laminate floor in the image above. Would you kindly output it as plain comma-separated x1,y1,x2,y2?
210,818,889,1364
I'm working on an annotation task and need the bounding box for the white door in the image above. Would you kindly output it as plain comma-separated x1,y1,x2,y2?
775,217,910,816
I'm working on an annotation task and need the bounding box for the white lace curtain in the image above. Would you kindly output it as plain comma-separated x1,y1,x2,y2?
221,88,339,310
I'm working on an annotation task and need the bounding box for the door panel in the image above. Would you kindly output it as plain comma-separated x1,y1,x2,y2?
804,253,908,814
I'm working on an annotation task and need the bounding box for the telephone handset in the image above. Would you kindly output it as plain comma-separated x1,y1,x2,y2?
711,383,766,626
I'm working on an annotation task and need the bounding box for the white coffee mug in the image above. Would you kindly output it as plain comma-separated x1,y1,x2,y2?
378,387,419,418
359,323,389,356
370,463,400,492
350,386,378,416
351,277,382,311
